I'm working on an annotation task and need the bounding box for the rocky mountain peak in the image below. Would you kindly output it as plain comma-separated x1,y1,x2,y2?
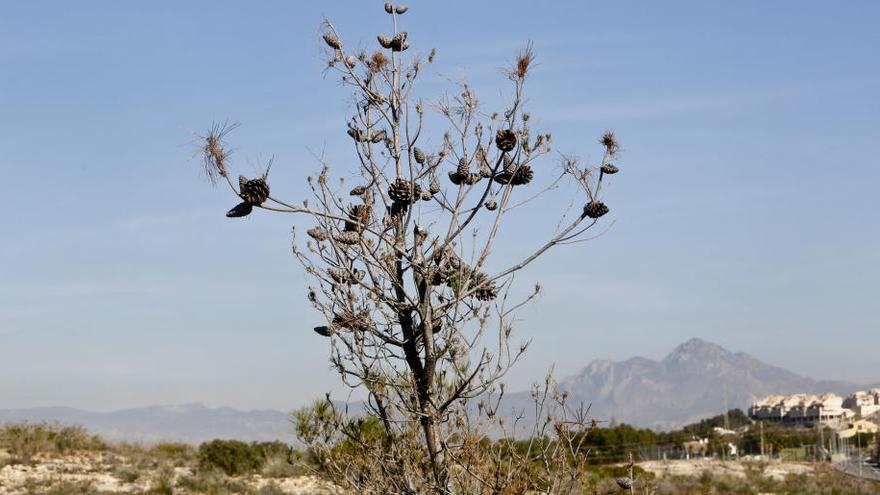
511,338,869,429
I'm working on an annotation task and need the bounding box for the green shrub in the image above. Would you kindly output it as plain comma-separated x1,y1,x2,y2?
198,439,261,476
1,423,50,463
196,439,294,477
250,441,292,463
0,423,105,464
150,441,196,465
50,425,105,453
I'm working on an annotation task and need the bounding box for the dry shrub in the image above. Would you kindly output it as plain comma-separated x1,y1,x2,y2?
0,422,105,464
176,468,250,494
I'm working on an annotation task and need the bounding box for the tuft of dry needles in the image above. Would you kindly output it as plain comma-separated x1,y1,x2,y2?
508,42,536,81
200,121,239,185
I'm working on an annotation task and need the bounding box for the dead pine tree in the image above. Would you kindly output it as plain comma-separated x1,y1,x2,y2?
197,4,622,494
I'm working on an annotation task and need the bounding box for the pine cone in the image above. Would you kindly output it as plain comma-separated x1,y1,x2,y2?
394,4,408,14
347,126,367,142
239,176,270,205
350,185,367,196
601,164,619,175
322,34,341,50
510,165,534,186
334,231,361,245
384,2,394,13
471,272,498,301
485,199,497,211
495,129,517,152
493,165,532,186
449,171,479,186
377,35,394,49
332,310,371,332
313,325,334,337
584,201,609,219
457,157,470,177
345,204,372,232
370,129,387,144
615,477,633,490
390,32,409,52
388,178,420,204
226,202,253,218
307,227,329,241
413,147,426,164
420,190,433,201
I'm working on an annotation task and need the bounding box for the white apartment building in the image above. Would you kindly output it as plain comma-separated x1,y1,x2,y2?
842,389,880,417
748,393,851,426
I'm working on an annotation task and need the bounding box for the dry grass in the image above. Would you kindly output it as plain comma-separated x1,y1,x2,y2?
0,423,336,494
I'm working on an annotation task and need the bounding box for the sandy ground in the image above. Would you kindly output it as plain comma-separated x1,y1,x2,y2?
0,450,338,494
639,458,815,481
0,450,824,493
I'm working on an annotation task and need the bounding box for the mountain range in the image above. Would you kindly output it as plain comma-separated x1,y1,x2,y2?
0,404,292,444
1,338,874,442
502,337,873,430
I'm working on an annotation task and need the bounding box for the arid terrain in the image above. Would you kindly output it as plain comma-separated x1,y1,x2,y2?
4,445,880,494
0,448,338,494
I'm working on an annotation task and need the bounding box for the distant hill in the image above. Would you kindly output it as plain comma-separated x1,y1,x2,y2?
502,337,873,430
2,338,875,441
0,403,292,444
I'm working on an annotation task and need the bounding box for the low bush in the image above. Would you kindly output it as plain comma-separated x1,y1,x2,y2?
198,439,262,476
1,423,49,463
150,441,196,466
0,423,105,464
177,468,251,494
197,439,293,477
112,464,141,483
148,464,175,495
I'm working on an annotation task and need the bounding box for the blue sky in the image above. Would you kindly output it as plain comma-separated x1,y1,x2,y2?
1,1,878,412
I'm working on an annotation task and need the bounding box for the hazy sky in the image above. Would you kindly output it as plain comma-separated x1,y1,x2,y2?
2,1,878,412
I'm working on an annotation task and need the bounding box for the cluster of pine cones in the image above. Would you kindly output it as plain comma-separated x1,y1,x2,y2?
387,177,434,218
313,308,373,337
446,130,534,188
430,247,497,301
